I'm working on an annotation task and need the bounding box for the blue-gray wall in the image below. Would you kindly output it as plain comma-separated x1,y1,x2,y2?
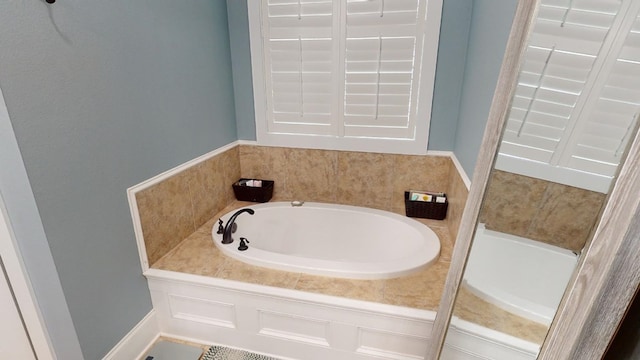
228,0,257,141
0,96,83,359
429,0,474,151
0,0,237,358
0,0,519,358
453,0,519,175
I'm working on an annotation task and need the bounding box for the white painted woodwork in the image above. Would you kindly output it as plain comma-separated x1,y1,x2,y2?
0,258,35,360
247,0,442,155
538,81,640,359
145,269,537,360
429,0,640,359
496,0,640,193
0,206,35,360
425,1,542,358
102,310,160,360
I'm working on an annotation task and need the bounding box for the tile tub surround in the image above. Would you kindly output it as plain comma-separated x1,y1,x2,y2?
135,144,471,269
153,201,454,310
479,170,607,252
135,146,240,265
239,145,469,241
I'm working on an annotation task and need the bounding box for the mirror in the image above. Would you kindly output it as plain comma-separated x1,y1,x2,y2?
438,0,640,358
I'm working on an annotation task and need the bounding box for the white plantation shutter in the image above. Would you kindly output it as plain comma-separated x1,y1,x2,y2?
261,0,337,135
561,10,640,177
250,0,442,154
343,0,425,139
497,0,640,193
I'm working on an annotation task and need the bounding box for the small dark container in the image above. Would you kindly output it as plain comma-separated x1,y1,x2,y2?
233,178,274,203
404,191,448,220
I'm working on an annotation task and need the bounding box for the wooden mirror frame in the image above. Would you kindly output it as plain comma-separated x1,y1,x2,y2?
427,0,640,358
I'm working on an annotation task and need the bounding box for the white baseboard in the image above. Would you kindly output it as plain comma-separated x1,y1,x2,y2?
102,310,160,360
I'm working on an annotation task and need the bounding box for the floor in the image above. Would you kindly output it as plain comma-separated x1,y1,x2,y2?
152,201,547,346
141,337,208,360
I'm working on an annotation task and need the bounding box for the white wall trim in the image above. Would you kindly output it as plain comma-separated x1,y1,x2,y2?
427,151,471,190
146,269,538,360
127,141,470,273
449,152,472,190
127,140,241,194
442,317,538,360
0,193,55,360
495,154,610,193
239,143,471,191
102,310,159,360
126,141,240,272
210,142,471,191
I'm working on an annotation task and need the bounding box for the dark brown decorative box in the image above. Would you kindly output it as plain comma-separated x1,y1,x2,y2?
404,191,448,220
233,178,274,203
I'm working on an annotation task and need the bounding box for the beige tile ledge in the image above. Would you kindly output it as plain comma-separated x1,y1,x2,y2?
152,200,451,310
151,200,543,344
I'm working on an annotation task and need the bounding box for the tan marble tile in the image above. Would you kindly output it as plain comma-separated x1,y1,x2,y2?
239,145,290,201
389,154,452,215
137,171,195,266
285,148,338,203
295,275,385,303
446,167,469,244
219,146,241,205
152,228,226,276
187,155,227,229
217,257,300,288
453,286,549,345
382,260,450,310
479,170,548,238
337,151,394,210
427,224,453,263
527,183,606,251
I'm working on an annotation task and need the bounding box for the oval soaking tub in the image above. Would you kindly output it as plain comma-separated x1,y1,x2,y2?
463,224,578,325
212,202,441,279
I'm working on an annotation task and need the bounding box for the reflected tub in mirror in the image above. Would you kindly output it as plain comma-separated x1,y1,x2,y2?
436,0,640,358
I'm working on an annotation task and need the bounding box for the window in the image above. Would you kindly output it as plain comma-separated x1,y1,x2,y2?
497,0,640,193
248,0,443,155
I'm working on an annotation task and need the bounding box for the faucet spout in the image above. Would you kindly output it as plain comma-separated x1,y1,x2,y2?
222,208,255,244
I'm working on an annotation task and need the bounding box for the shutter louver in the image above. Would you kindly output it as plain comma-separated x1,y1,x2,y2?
250,0,441,154
262,0,336,135
343,0,425,139
497,0,640,193
562,11,640,178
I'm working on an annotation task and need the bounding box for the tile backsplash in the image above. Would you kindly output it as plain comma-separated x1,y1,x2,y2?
136,147,240,265
240,145,469,242
136,144,469,266
479,170,606,252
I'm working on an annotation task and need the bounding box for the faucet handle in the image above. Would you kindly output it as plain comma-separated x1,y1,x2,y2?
216,219,224,234
238,237,250,251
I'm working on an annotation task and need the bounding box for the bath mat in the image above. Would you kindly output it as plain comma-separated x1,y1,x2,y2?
201,346,283,360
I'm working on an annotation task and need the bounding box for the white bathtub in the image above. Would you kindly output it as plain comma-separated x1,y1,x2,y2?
212,202,441,279
463,224,578,325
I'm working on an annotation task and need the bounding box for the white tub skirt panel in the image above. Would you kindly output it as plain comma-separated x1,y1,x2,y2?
146,269,538,360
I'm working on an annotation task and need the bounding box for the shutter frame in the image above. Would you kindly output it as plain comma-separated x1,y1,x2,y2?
497,0,640,193
248,0,442,155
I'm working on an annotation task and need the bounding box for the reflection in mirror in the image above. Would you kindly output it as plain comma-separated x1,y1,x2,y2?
442,0,640,358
